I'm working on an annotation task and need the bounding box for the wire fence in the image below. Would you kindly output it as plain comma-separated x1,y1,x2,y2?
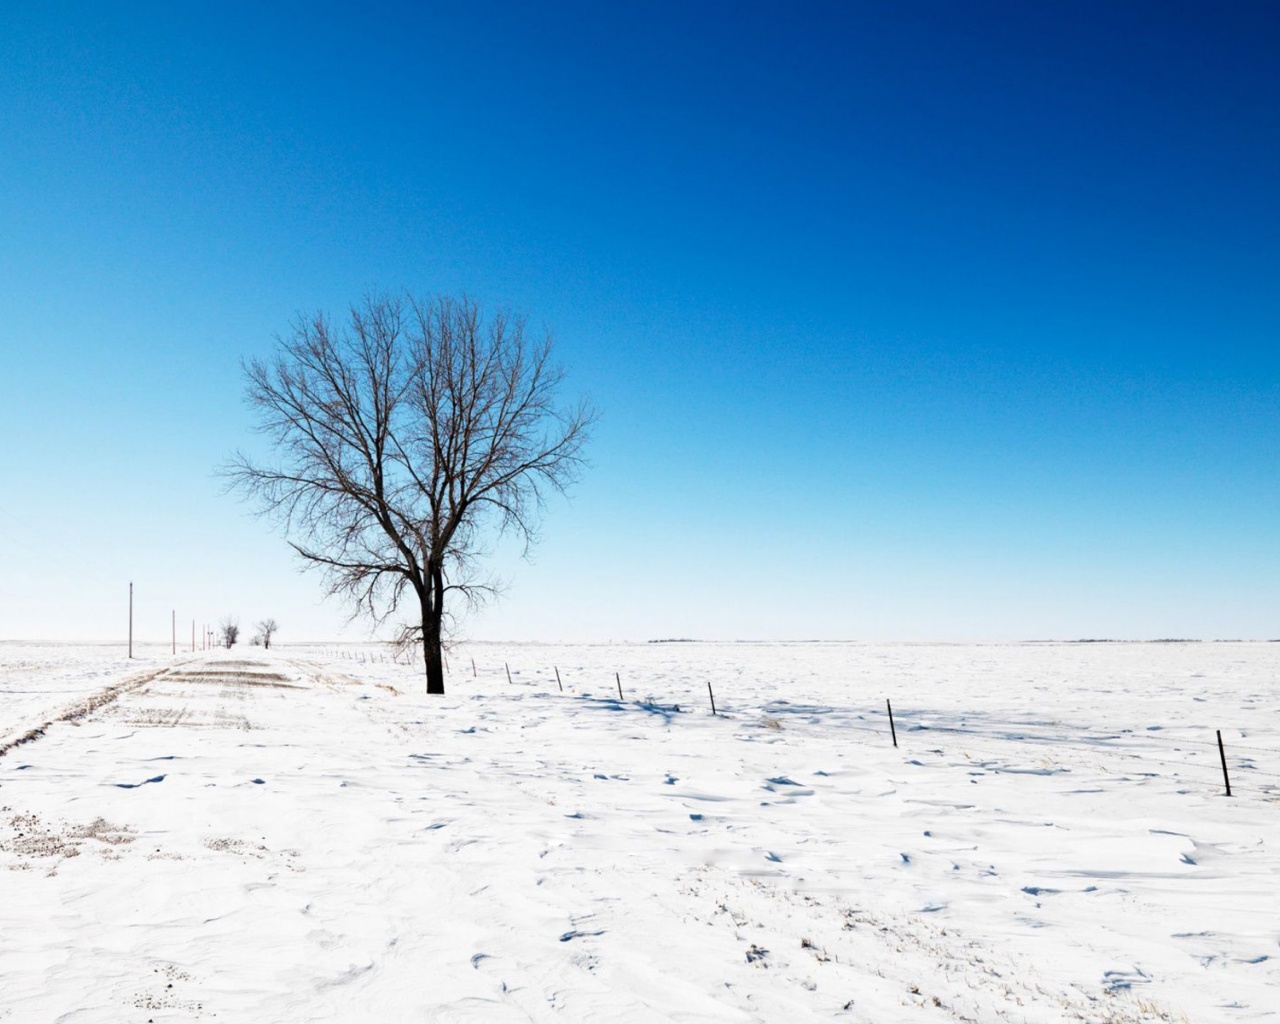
303,646,1280,803
442,655,1280,804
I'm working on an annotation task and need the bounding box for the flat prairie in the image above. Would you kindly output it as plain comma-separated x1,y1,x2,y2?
1,640,1276,1022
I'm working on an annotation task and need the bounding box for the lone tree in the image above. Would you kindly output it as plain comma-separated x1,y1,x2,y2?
220,618,240,648
226,293,594,694
255,618,279,649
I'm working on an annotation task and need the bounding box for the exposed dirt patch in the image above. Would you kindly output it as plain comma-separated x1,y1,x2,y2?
68,817,136,845
165,670,298,687
113,703,251,730
214,711,253,731
0,807,136,866
203,836,268,858
123,705,192,728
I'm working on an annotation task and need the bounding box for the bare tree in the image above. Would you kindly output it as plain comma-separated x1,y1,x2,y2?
220,618,240,648
225,293,594,694
256,618,279,649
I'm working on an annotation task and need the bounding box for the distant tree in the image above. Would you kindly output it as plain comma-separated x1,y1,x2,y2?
256,618,279,649
220,619,240,649
225,293,594,694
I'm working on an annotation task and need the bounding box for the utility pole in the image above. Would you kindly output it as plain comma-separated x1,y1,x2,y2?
128,582,134,659
171,609,176,655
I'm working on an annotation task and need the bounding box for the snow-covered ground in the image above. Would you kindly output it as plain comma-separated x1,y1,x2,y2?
1,640,1276,1022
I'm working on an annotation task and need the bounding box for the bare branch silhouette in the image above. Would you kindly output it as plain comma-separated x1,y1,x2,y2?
255,618,279,649
225,293,595,693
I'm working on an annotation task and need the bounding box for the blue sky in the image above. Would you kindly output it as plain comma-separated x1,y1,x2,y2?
2,1,1277,642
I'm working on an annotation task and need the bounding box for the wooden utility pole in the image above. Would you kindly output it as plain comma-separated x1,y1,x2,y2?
128,582,134,659
172,609,176,655
191,619,195,653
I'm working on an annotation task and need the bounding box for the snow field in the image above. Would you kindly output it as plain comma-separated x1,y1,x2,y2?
0,641,1276,1021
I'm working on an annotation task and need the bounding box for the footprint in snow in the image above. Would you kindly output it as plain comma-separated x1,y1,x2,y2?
560,929,605,942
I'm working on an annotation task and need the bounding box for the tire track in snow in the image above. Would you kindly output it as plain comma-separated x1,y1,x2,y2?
0,662,184,759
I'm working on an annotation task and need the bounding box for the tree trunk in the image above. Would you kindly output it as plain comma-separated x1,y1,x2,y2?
421,587,445,695
424,633,445,694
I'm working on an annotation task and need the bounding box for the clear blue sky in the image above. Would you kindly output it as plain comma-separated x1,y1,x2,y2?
2,1,1277,643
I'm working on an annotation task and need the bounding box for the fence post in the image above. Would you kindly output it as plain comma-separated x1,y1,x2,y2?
616,671,623,700
505,662,513,684
1217,730,1232,797
555,666,563,692
708,681,717,715
887,698,898,748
